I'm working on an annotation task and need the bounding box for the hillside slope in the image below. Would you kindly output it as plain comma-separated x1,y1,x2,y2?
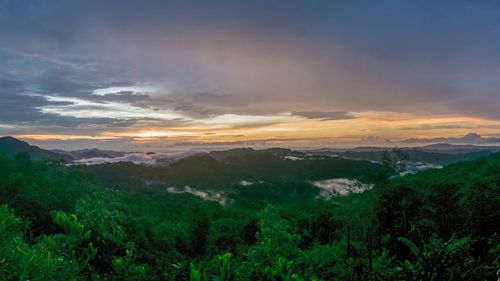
0,149,498,280
0,136,72,161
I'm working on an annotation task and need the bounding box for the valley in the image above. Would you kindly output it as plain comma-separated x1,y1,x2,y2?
0,136,498,280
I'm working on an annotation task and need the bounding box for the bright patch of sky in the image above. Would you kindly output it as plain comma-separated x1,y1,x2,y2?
38,95,186,121
92,84,161,96
119,131,198,138
200,113,291,125
0,124,14,129
35,95,295,127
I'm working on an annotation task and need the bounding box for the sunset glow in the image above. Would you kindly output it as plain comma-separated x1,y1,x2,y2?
1,1,499,150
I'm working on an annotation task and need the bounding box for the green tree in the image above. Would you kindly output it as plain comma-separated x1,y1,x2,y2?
381,147,410,174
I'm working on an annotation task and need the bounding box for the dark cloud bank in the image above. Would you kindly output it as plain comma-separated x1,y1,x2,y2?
0,0,499,141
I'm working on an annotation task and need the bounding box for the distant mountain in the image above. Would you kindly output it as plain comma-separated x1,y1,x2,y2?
52,148,126,160
88,146,388,192
154,150,205,166
307,146,391,154
338,150,492,165
0,136,72,161
305,143,500,166
209,147,305,161
418,143,500,154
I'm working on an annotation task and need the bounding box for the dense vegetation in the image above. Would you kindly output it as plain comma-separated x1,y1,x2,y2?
0,151,498,280
89,149,387,192
316,149,494,166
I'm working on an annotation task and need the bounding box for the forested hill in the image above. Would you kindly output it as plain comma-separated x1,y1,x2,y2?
375,152,500,274
0,151,498,280
0,136,72,161
331,149,493,165
89,151,388,191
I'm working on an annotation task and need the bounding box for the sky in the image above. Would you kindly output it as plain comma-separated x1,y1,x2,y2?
1,0,500,151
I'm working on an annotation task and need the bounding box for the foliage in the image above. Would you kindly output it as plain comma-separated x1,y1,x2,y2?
0,151,498,280
381,147,410,173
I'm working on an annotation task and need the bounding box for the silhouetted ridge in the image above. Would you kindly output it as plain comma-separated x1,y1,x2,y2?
0,136,72,161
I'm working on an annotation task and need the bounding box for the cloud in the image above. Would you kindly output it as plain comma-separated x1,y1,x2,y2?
0,75,62,123
399,124,476,130
36,95,190,123
360,136,393,143
88,92,151,103
2,0,500,118
1,0,500,148
293,111,356,121
91,85,159,96
404,133,500,144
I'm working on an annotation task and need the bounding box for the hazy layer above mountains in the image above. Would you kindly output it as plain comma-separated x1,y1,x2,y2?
1,136,499,168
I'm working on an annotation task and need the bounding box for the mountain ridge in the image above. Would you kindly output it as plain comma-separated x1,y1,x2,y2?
0,136,72,161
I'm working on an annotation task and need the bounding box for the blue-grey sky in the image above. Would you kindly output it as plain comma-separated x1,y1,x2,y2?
1,0,500,150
